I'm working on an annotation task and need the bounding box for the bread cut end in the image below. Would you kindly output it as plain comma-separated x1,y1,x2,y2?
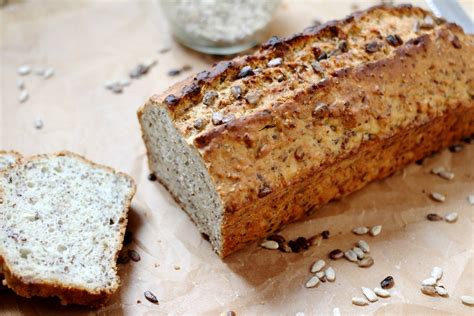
0,151,136,306
139,102,225,255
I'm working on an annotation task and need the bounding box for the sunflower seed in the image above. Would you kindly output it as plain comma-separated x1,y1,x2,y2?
311,259,326,273
17,78,25,90
438,170,454,180
369,225,382,236
143,59,157,69
352,226,369,235
321,230,330,239
431,166,445,175
110,83,123,94
444,212,458,223
267,234,285,244
427,213,443,221
17,65,31,75
430,192,446,202
43,68,54,79
308,234,323,247
431,267,443,280
104,80,116,89
315,271,326,282
128,249,141,262
237,65,254,78
362,287,378,302
230,85,242,99
245,91,260,105
144,290,159,304
305,275,320,288
422,277,437,286
279,243,291,253
421,285,437,296
329,249,344,260
381,276,394,289
461,295,474,306
119,78,131,87
18,90,29,103
324,267,336,282
203,91,219,106
35,68,45,76
34,118,43,129
449,144,464,152
358,256,374,268
353,247,365,259
357,240,370,253
468,195,474,205
374,287,391,298
260,240,279,250
344,249,358,262
435,285,448,296
267,57,282,67
332,307,341,316
352,297,369,306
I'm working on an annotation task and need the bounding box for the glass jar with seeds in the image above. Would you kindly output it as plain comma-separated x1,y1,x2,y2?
160,0,281,55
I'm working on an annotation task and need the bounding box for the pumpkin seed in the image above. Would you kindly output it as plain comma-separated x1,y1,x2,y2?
305,275,320,288
325,267,336,282
461,295,474,306
311,259,326,273
352,226,369,235
358,256,374,268
374,287,391,298
344,249,358,262
431,267,443,280
352,297,369,306
430,192,446,202
369,225,382,236
362,287,378,302
444,212,458,223
421,285,437,296
357,240,370,253
260,240,279,250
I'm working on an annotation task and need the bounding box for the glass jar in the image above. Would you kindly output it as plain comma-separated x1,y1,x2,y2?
160,0,281,55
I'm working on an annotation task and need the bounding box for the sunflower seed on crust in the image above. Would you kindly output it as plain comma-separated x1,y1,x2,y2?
311,259,326,273
260,240,279,250
357,240,370,253
325,267,336,282
352,297,369,306
422,277,437,286
352,247,365,259
362,287,378,302
430,192,446,202
461,295,474,306
374,287,391,298
421,285,437,296
352,226,369,235
444,212,458,223
344,249,358,262
369,225,382,236
431,267,443,280
305,276,320,288
435,285,448,297
358,256,374,268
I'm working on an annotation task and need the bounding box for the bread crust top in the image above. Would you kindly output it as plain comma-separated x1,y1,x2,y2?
139,5,473,213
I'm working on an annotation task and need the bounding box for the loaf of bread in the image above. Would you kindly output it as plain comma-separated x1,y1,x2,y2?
0,152,136,306
138,5,474,257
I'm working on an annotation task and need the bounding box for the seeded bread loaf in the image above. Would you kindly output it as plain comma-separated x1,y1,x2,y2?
0,152,136,306
138,5,474,257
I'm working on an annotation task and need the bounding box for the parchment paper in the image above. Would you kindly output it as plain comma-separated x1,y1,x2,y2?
1,0,473,315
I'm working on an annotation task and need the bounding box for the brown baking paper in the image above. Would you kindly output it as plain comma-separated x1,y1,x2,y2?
1,0,473,315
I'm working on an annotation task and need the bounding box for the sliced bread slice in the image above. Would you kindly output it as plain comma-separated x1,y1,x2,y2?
0,151,22,171
0,151,136,306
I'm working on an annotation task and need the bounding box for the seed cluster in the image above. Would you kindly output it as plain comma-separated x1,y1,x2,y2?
105,59,157,94
352,225,382,236
259,231,330,253
305,258,336,288
352,283,392,306
420,267,449,297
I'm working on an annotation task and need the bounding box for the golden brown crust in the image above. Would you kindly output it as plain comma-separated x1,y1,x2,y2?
138,4,474,257
0,151,137,307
